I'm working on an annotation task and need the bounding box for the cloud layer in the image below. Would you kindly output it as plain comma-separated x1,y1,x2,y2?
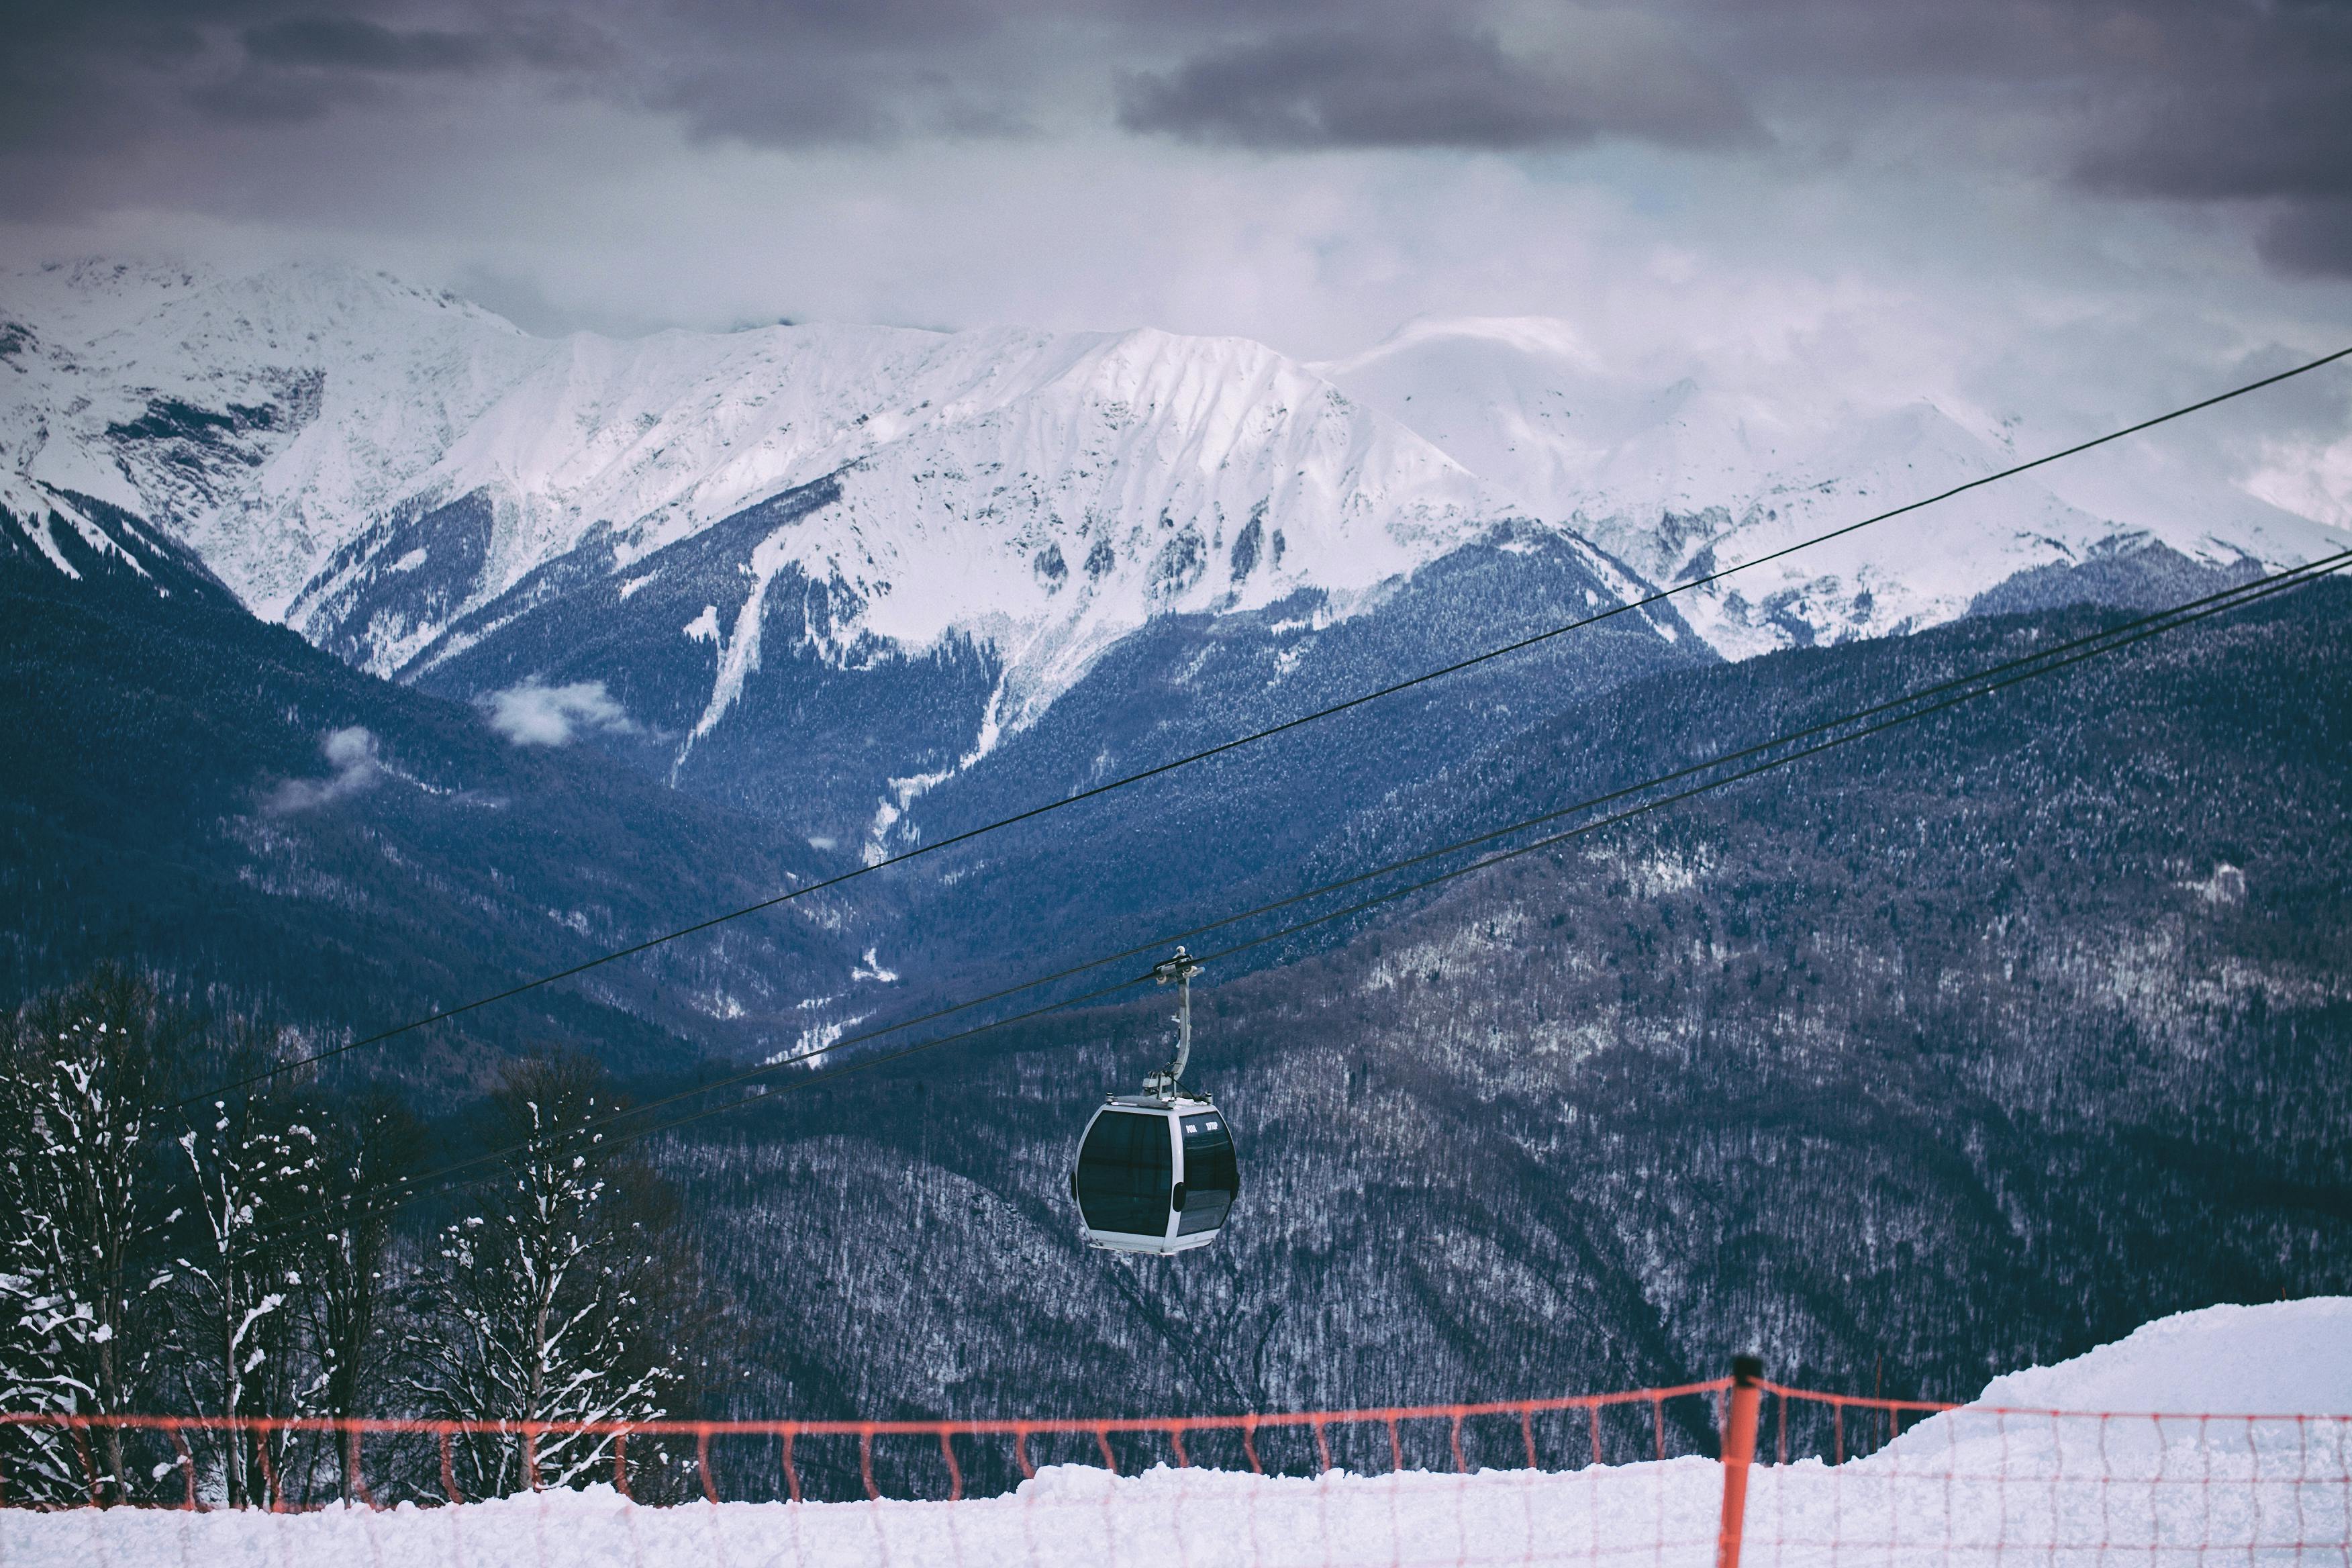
265,724,381,812
479,680,637,748
1116,19,1756,152
7,3,2345,235
0,0,2344,384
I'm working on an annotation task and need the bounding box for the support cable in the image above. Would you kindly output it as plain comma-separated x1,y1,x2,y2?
177,347,2352,1108
383,549,2351,1201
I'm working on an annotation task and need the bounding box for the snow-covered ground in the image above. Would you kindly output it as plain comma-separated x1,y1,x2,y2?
9,1299,2347,1567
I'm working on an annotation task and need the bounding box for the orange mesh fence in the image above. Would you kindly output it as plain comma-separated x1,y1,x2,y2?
0,1377,2343,1568
0,1380,1732,1509
1756,1383,2352,1568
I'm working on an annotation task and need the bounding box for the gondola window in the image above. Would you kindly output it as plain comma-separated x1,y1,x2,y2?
1075,1110,1172,1236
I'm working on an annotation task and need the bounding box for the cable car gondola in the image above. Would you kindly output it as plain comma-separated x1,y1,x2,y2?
1071,948,1238,1255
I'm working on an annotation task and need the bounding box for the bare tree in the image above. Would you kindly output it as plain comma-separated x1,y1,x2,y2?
303,1087,423,1499
0,971,175,1504
407,1055,687,1496
162,1024,327,1508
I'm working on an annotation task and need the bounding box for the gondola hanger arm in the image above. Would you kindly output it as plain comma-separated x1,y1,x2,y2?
1143,946,1204,1099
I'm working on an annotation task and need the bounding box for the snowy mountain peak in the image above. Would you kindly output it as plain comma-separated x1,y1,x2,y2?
1,262,1506,672
1320,313,2350,656
8,262,2345,707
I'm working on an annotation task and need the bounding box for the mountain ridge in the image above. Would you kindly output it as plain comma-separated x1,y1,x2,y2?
1318,315,2349,657
8,258,2345,877
13,262,2341,688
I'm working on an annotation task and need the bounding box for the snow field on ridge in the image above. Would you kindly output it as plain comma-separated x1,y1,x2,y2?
17,262,2347,699
9,1299,2347,1568
1322,318,2352,658
3,261,1500,662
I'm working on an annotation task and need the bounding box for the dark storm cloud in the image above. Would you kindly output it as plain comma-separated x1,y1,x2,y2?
2057,2,2352,203
243,16,503,72
0,0,217,156
0,1,610,154
1,0,2349,275
2036,1,2352,275
1122,26,1645,151
0,0,1019,153
193,11,616,124
1688,0,2352,275
1116,28,1571,150
0,0,1752,162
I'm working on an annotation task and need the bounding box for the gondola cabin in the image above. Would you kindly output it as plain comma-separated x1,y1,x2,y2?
1073,1094,1238,1255
1069,946,1240,1255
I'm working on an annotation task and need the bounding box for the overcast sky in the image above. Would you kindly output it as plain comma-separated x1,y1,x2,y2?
3,0,2350,481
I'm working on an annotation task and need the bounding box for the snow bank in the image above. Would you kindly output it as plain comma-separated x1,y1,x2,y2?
1968,1297,2352,1416
8,1299,2347,1567
0,1463,1734,1568
1774,1300,2352,1568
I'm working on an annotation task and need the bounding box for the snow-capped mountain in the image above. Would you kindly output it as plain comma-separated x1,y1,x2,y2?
1,261,1510,719
0,261,1684,872
349,322,1519,744
1,262,543,614
7,262,2345,818
1318,317,2350,656
0,262,1679,869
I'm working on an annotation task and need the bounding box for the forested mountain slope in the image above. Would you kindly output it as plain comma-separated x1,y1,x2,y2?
669,582,2352,1428
0,498,870,1089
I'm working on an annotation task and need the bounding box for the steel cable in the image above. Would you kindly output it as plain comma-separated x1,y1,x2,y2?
383,548,2351,1200
177,346,2352,1106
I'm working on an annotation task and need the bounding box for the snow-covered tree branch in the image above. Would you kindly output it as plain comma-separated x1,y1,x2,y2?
0,971,174,1504
160,1020,327,1508
407,1055,689,1498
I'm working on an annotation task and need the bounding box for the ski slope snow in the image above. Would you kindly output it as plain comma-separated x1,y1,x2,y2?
5,1298,2344,1567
